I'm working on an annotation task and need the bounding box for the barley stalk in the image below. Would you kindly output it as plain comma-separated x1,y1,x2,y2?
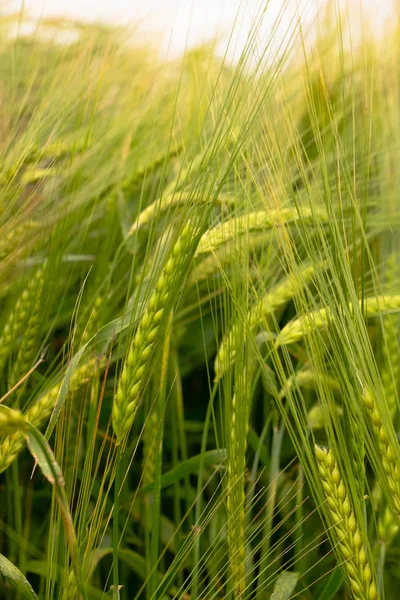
276,295,400,347
112,222,199,444
0,359,100,473
226,368,252,598
215,264,317,380
362,388,400,516
315,445,378,600
195,207,327,256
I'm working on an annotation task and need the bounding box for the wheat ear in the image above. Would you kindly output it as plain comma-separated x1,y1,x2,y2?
112,222,199,444
315,445,378,600
195,207,327,256
276,295,400,347
215,264,317,380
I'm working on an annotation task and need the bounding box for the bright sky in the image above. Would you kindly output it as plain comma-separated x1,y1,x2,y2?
6,0,397,60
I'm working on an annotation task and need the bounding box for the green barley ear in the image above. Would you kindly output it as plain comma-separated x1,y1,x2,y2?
188,233,266,287
276,295,400,347
215,263,318,380
381,254,399,419
195,207,327,256
315,444,378,600
128,191,193,235
9,267,45,390
279,366,341,401
0,358,101,473
112,222,199,444
0,220,39,264
0,266,45,373
378,504,399,545
61,571,78,600
0,407,28,437
362,388,400,516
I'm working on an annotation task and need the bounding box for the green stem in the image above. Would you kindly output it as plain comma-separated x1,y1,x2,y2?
12,461,22,600
113,445,121,600
148,319,171,599
256,420,285,599
191,381,218,600
294,464,304,571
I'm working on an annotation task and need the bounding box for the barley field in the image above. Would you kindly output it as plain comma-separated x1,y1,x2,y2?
0,3,400,599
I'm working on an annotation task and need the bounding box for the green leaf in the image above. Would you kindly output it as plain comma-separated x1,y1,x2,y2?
25,423,65,487
140,449,227,494
317,568,343,600
0,554,39,600
271,570,299,600
23,423,86,599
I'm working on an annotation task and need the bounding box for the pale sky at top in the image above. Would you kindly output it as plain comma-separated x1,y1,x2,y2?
5,0,397,60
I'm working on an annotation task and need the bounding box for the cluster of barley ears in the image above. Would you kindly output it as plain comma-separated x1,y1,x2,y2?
1,3,400,600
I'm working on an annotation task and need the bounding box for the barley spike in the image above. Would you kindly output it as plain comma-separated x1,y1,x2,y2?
196,207,327,256
276,295,400,347
315,444,378,600
112,222,199,444
215,264,317,380
362,388,400,516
